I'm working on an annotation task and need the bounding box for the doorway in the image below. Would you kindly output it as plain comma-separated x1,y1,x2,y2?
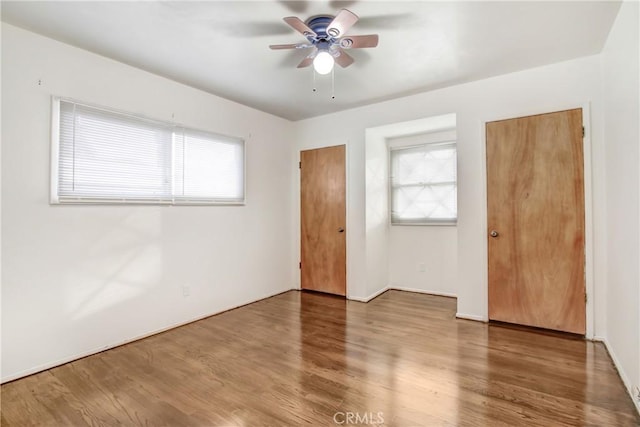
300,145,347,296
486,108,586,334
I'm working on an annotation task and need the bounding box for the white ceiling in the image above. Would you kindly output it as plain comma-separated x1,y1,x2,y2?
1,1,621,121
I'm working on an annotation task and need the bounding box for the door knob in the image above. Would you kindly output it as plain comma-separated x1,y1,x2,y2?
490,230,499,238
338,227,345,233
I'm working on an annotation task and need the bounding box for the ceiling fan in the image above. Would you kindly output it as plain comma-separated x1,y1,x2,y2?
269,9,379,75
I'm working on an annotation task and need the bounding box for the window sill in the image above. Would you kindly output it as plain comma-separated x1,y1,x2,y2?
51,197,245,206
390,221,457,227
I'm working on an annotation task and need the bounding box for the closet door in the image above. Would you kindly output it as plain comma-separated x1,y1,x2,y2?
300,145,346,296
487,109,585,334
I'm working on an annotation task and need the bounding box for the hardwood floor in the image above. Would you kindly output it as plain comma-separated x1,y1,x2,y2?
2,290,638,426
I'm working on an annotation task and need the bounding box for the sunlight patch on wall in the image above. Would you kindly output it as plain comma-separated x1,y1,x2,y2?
63,210,163,320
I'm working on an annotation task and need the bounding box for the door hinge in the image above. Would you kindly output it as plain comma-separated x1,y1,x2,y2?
299,161,301,169
585,293,588,303
582,126,585,138
299,262,302,269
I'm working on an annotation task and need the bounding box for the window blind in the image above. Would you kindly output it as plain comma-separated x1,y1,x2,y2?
173,129,244,203
390,142,457,224
52,98,245,204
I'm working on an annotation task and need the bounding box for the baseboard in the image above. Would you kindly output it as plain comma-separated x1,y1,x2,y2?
455,312,487,322
389,286,457,298
348,286,457,303
1,287,297,384
348,286,390,302
593,336,640,415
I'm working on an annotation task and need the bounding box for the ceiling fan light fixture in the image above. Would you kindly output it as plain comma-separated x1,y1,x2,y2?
313,50,334,75
271,8,377,79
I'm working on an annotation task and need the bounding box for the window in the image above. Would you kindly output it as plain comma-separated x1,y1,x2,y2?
51,98,244,204
390,141,457,224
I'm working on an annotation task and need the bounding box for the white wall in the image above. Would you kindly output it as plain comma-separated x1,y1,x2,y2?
0,20,3,380
364,126,389,299
293,55,605,332
388,226,457,296
1,23,294,382
601,1,640,411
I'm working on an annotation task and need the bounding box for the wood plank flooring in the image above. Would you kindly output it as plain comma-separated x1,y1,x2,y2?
2,290,638,426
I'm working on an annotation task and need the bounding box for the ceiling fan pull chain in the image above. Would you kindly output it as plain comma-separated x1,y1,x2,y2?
331,67,335,100
312,68,317,93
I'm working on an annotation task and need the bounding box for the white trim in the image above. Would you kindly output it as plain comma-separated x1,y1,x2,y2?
456,312,487,322
581,105,595,339
593,337,640,415
50,96,61,204
52,198,245,206
368,114,457,137
0,288,296,384
344,142,350,298
243,131,249,207
480,103,595,338
389,286,456,298
389,140,456,152
391,221,457,227
348,286,458,303
348,286,389,303
478,116,490,322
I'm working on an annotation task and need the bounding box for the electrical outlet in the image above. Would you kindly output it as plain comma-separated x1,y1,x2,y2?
182,285,190,297
419,263,426,273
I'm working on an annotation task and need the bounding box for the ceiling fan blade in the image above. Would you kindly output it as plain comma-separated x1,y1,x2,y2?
327,9,359,38
297,48,318,68
283,16,317,38
338,34,379,49
269,43,313,50
334,49,354,68
297,56,314,68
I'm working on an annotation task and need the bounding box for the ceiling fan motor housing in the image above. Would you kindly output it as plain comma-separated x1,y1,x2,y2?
305,15,336,42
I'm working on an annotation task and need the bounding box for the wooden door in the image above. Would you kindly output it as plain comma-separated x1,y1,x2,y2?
487,109,585,334
300,145,346,296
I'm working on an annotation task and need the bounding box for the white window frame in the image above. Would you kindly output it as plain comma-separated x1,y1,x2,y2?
389,140,458,226
50,97,246,205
